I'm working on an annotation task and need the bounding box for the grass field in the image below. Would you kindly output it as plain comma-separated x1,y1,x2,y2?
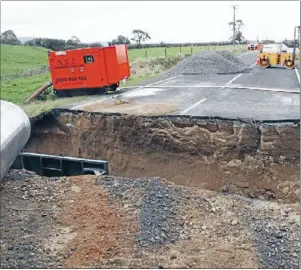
1,45,49,77
128,44,245,61
0,44,246,116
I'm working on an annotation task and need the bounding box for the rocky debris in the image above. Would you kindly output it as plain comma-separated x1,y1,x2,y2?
2,169,37,182
0,170,62,268
245,201,301,269
250,218,300,269
96,175,300,268
1,171,300,268
164,50,250,76
96,176,189,247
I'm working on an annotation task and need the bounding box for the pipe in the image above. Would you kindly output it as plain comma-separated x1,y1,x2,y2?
24,81,52,104
0,100,31,180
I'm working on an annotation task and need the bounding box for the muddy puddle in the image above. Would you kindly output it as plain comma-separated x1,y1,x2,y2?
25,109,300,203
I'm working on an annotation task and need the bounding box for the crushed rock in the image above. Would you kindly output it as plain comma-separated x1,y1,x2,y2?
164,50,250,76
0,171,300,269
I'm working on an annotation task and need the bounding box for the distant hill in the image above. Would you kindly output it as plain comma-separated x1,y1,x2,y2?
18,37,34,44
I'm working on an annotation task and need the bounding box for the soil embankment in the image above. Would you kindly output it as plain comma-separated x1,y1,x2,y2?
26,109,300,202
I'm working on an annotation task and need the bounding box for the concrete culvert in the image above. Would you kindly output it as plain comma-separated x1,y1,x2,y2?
25,109,300,203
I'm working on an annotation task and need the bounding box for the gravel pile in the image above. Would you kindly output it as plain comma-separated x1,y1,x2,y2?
164,50,250,76
249,214,300,268
97,176,191,247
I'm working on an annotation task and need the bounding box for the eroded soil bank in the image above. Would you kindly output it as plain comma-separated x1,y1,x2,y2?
26,109,300,202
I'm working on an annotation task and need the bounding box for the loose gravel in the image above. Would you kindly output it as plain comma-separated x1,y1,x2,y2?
1,171,300,268
164,50,250,76
96,176,187,248
248,211,300,269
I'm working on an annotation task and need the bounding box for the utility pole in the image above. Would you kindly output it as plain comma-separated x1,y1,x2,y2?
231,5,239,44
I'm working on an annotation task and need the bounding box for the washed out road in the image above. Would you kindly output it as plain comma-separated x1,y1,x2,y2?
69,51,300,121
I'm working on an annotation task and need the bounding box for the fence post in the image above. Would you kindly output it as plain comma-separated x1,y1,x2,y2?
165,48,167,58
191,47,193,55
145,50,148,58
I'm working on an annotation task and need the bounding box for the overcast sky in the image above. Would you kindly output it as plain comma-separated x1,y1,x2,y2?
1,1,300,43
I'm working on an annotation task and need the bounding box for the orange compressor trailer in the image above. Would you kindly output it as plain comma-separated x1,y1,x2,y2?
48,45,131,97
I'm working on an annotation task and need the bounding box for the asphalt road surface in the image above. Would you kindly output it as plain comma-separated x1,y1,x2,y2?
70,51,300,121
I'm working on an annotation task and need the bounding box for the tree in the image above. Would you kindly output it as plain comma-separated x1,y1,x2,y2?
229,20,245,44
24,37,66,50
0,30,22,45
131,29,151,48
111,35,130,45
66,36,81,47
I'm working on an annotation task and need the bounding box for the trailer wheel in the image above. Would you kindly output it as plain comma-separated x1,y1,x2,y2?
109,83,119,91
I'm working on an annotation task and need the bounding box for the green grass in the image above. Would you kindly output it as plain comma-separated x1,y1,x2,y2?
22,97,90,118
1,73,51,104
128,44,246,61
1,44,49,77
1,43,246,117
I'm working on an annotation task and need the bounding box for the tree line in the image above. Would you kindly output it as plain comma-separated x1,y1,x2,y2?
1,29,276,52
0,29,153,50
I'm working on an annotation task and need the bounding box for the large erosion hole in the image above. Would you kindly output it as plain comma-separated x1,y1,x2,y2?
25,109,300,203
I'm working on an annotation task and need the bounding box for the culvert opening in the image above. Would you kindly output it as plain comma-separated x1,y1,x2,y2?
25,109,300,203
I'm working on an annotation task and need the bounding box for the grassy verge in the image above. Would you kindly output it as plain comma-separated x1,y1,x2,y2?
22,97,90,118
1,73,51,104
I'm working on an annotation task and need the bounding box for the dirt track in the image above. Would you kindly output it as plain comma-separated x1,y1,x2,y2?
1,171,300,269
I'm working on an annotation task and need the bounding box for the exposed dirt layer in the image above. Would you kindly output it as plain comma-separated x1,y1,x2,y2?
1,171,300,269
26,109,300,203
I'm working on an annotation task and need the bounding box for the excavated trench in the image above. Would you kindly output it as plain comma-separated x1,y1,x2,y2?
25,109,300,203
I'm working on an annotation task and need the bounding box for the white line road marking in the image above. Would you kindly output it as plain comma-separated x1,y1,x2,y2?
223,63,256,87
180,98,207,115
176,61,294,115
295,67,300,84
225,73,242,86
70,75,182,110
123,85,300,94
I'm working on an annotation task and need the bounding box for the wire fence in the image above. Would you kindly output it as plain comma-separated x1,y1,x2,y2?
128,44,246,61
